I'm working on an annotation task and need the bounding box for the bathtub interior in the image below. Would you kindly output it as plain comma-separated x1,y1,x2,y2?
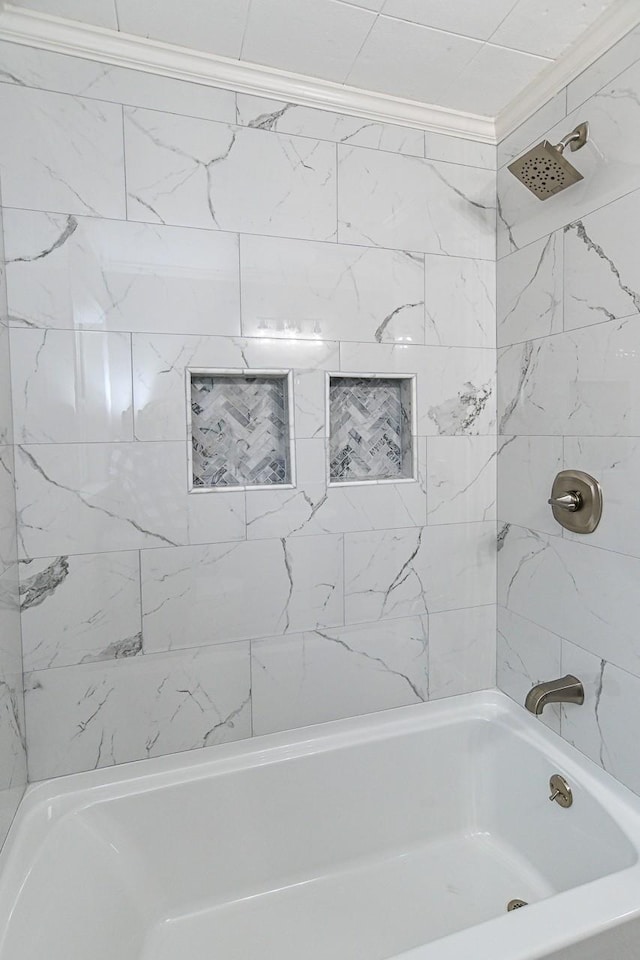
0,709,636,960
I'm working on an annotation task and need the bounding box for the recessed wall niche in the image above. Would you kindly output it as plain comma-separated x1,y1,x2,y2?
329,375,415,484
189,370,294,491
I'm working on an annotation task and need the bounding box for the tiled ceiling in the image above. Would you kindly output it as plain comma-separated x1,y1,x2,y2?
12,0,617,116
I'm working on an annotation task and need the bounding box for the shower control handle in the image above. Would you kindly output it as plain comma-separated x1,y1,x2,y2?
547,491,582,513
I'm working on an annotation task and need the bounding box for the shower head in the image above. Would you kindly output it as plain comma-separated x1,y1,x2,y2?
507,122,588,201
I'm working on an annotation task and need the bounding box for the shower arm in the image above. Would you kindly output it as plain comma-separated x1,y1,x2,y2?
554,122,589,155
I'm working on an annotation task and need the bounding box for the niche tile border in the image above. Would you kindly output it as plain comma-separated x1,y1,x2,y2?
326,372,417,487
187,368,296,493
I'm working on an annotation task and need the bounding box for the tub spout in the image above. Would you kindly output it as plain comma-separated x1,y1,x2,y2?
525,675,584,716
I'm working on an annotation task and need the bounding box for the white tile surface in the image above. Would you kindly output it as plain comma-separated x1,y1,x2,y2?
380,0,520,41
0,568,27,818
246,437,427,538
4,210,241,335
498,316,640,437
235,94,424,156
496,606,561,732
564,189,640,331
117,0,251,58
344,522,495,623
132,333,338,441
0,41,237,123
563,437,640,559
15,442,189,558
566,24,640,113
0,85,125,217
252,617,428,735
338,146,495,259
491,0,616,59
340,342,496,436
498,524,640,679
497,435,562,535
25,642,251,780
13,0,117,25
10,329,133,443
241,235,424,344
424,132,496,170
561,641,640,798
0,448,17,577
142,535,344,652
242,0,376,83
497,233,563,347
425,255,495,349
440,43,550,117
125,108,337,240
427,436,496,524
20,551,141,671
428,605,497,700
346,15,480,104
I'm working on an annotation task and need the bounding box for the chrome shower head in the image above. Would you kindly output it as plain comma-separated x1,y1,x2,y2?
507,122,588,201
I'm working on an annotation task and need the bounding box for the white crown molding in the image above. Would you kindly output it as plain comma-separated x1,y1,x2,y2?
496,0,640,141
0,1,639,147
0,3,496,142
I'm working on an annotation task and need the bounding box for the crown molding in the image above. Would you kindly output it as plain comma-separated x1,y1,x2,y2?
0,3,496,142
1,1,639,148
496,0,640,141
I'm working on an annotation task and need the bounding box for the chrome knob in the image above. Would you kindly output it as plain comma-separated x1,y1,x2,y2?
548,491,582,512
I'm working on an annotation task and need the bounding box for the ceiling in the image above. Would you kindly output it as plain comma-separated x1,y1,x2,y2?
10,0,618,117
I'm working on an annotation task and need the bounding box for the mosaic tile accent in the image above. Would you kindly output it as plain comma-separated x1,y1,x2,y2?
191,374,291,488
329,377,413,483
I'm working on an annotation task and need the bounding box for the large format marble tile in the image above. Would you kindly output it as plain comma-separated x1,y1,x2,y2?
10,329,133,443
252,617,428,735
423,132,495,170
561,641,640,798
0,323,11,446
15,441,189,558
20,551,142,671
117,0,251,59
566,25,640,113
498,524,640,679
0,85,125,217
142,535,344,652
498,316,640,436
236,94,424,157
4,209,240,335
0,447,16,578
240,235,425,344
496,606,561,732
125,108,337,240
132,333,338,442
498,58,640,258
564,188,640,331
338,146,495,259
0,569,27,812
429,605,497,700
340,342,496,436
496,91,567,170
245,438,427,539
497,233,563,347
426,436,496,524
0,41,237,123
497,435,563,536
25,642,251,780
425,255,495,349
563,437,640,559
344,522,495,623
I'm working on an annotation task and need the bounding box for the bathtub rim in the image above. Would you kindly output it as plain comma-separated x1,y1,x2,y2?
2,688,640,960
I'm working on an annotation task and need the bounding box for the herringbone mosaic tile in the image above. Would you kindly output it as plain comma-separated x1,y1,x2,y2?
329,377,413,482
191,375,291,488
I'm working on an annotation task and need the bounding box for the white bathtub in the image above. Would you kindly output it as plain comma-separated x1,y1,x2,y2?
1,690,640,960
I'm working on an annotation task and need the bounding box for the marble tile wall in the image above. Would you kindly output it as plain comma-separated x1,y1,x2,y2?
0,186,28,840
496,26,640,797
0,41,497,781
